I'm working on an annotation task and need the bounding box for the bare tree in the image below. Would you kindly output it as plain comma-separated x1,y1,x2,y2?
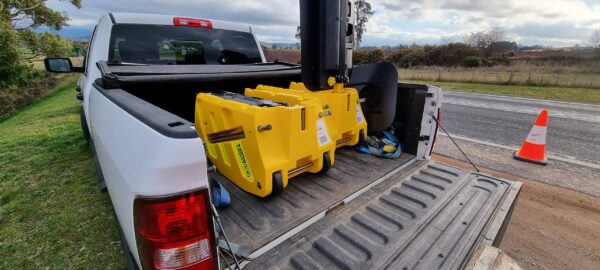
355,0,374,48
589,28,600,49
463,27,504,57
295,26,301,41
439,36,452,45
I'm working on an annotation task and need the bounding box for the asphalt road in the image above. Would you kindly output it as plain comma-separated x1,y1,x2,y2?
442,91,600,166
435,91,600,196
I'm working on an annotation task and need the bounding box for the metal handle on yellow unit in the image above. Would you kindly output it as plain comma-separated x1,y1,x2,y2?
207,127,245,143
319,111,333,117
258,124,272,132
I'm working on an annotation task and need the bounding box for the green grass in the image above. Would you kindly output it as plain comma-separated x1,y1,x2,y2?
400,68,600,89
405,80,600,104
0,81,125,269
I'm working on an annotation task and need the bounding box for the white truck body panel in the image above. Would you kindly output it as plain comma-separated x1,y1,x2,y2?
89,88,209,265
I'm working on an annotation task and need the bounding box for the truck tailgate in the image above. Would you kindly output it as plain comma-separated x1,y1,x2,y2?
245,162,521,270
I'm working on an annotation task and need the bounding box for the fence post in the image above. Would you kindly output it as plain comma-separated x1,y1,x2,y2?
555,74,560,86
437,70,442,81
589,74,596,88
508,71,514,84
527,71,532,84
571,74,578,87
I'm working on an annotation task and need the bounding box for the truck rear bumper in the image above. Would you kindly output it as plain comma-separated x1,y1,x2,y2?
245,162,521,270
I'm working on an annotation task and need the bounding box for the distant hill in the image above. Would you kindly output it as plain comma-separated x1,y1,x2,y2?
263,48,301,63
260,42,300,50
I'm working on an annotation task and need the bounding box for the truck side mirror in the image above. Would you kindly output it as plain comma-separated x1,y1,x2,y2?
44,58,84,73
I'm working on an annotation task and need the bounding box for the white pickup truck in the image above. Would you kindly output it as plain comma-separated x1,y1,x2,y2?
45,12,521,270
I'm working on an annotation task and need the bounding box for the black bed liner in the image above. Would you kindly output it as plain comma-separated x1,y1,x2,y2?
245,162,521,270
216,147,417,254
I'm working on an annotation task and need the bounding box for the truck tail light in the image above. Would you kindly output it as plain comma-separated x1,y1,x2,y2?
134,189,217,270
173,17,213,28
429,108,441,157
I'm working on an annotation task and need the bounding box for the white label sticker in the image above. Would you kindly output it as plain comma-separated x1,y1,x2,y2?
356,104,364,124
317,118,331,146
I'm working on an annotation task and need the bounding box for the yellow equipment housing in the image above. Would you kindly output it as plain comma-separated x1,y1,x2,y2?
245,82,367,148
195,91,336,197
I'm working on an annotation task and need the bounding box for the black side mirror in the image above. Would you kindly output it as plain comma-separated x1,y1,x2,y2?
44,58,84,73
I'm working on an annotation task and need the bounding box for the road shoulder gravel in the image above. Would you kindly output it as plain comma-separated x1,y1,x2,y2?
432,154,600,270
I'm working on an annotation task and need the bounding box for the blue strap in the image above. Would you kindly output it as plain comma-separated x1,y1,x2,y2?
382,130,400,144
356,129,402,159
210,179,230,208
357,145,371,154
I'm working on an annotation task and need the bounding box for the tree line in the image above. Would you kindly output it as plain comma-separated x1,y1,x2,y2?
1,0,82,89
354,28,600,68
1,0,84,117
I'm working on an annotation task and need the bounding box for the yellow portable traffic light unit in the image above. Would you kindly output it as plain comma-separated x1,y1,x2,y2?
245,82,367,148
195,91,336,197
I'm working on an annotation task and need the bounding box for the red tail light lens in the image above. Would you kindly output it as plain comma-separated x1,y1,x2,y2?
173,17,213,28
429,108,441,157
134,189,216,270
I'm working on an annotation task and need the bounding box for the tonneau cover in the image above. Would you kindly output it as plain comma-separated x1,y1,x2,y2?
104,62,299,76
97,61,301,86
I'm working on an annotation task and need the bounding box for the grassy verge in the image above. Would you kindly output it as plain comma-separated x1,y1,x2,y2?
0,81,124,269
0,73,80,119
405,80,600,104
400,68,600,89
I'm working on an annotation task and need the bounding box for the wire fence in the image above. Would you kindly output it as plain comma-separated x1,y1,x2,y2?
399,69,600,89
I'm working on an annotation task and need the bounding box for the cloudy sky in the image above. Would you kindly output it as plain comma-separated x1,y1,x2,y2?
47,0,600,47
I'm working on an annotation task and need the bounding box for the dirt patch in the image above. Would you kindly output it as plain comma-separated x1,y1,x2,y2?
433,154,600,270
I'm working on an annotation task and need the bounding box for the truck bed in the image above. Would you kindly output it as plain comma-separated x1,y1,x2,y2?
216,147,417,255
216,148,521,269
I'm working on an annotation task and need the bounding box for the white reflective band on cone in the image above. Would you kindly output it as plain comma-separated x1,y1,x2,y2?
525,125,547,145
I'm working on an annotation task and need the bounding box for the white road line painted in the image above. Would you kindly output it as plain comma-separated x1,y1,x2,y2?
444,91,600,111
439,133,600,170
443,99,600,123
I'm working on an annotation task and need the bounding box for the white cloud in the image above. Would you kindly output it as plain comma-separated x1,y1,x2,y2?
368,0,600,46
47,0,600,47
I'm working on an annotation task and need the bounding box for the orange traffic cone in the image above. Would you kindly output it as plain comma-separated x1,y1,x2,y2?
514,109,548,165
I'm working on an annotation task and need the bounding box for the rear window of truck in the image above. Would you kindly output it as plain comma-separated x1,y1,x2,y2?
108,24,262,65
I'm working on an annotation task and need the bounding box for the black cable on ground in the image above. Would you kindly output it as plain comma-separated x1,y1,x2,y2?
212,204,241,270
